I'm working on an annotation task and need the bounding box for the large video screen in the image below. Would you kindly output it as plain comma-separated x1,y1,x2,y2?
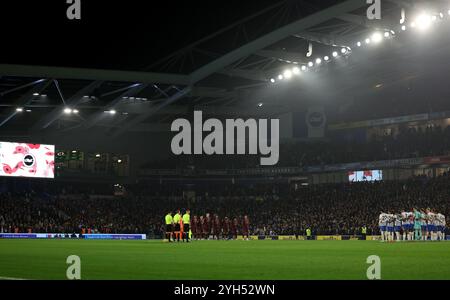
0,142,55,178
348,170,382,182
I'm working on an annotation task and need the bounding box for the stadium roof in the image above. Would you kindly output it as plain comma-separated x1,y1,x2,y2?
1,0,450,138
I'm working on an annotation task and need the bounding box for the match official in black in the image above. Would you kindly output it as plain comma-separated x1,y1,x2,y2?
182,209,190,243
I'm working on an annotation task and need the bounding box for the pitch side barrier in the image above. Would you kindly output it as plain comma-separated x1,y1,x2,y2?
0,233,146,240
2,234,449,240
235,235,450,241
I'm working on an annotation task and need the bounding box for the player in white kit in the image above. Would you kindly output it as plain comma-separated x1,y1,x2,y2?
378,213,388,241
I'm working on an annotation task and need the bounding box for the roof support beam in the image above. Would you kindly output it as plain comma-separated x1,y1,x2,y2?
112,87,192,137
31,81,104,131
81,83,149,130
0,79,52,128
188,0,367,84
0,64,190,86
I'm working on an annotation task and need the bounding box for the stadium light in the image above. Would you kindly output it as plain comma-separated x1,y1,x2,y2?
384,32,390,38
109,110,117,115
415,14,432,31
315,58,322,65
324,55,330,61
332,51,338,57
401,25,407,31
278,74,284,80
365,38,371,44
340,48,348,54
63,108,73,114
95,154,101,158
292,66,300,75
270,78,275,83
308,61,314,67
356,41,362,47
257,102,263,107
301,65,307,71
33,93,39,96
371,32,383,43
73,109,79,114
117,159,122,163
283,69,293,79
16,107,23,112
26,109,32,113
448,10,450,16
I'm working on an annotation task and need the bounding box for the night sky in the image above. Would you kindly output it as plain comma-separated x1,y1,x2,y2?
0,0,288,71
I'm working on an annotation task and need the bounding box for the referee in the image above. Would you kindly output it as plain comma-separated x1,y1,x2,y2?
173,209,182,242
182,209,190,243
165,211,173,242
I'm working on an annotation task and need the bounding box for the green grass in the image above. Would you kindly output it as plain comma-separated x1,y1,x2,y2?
1,239,450,280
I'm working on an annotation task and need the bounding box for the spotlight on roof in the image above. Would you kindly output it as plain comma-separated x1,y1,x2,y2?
315,58,322,64
332,51,338,57
278,74,284,80
270,78,276,83
16,107,23,112
283,69,293,79
292,66,300,75
356,41,362,47
340,48,348,54
401,25,407,31
63,108,72,114
384,32,390,38
415,14,432,30
371,32,383,43
308,61,314,67
431,15,437,22
324,56,330,61
365,38,371,44
301,65,307,71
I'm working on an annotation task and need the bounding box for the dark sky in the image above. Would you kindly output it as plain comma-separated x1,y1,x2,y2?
0,0,287,71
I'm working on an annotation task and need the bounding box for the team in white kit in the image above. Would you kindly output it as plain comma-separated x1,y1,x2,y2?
378,209,446,242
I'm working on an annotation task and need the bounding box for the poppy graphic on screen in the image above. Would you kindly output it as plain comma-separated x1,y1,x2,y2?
0,142,55,178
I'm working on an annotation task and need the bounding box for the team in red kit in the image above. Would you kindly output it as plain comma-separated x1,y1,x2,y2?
166,211,251,241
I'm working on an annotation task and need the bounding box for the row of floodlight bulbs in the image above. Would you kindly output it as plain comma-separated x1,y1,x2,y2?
270,10,450,83
270,47,350,82
16,107,126,115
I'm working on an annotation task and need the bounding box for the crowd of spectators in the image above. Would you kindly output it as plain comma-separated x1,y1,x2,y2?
144,124,450,170
1,175,449,237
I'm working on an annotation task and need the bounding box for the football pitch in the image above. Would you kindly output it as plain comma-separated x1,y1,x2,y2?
1,239,450,280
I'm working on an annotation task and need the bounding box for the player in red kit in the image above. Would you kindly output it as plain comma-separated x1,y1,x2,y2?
242,215,250,240
213,214,221,240
223,217,231,240
232,217,239,240
196,215,203,240
191,215,198,240
203,214,210,240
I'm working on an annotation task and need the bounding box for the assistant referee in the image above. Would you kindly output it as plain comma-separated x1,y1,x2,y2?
165,211,173,242
182,209,190,243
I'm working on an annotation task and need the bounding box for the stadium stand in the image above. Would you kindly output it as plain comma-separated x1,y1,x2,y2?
1,174,449,237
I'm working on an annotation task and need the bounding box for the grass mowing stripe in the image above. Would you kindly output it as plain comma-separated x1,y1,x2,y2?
1,239,450,279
